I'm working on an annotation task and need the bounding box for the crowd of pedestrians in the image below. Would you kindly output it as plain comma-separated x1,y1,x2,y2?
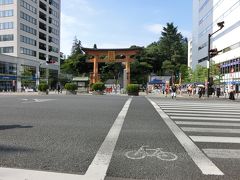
147,83,239,101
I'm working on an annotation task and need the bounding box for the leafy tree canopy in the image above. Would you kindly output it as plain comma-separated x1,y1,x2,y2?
61,23,189,85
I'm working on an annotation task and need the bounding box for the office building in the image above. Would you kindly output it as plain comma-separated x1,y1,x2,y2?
191,0,240,87
0,0,61,91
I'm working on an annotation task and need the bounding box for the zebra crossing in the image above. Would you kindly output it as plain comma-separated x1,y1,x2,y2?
156,100,240,160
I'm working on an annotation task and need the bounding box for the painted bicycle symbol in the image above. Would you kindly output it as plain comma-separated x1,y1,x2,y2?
125,146,178,161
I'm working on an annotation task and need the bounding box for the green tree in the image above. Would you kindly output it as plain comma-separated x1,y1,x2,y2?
71,36,83,55
61,37,92,76
144,42,162,74
100,62,123,83
191,65,208,83
21,68,33,87
159,23,188,77
210,62,222,86
179,64,191,83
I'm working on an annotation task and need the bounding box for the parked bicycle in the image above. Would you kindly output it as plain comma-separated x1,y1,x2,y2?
125,146,178,161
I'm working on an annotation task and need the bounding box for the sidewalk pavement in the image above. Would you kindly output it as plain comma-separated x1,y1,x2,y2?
142,92,240,102
0,91,67,96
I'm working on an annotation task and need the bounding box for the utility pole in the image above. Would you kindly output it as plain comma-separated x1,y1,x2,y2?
207,21,224,97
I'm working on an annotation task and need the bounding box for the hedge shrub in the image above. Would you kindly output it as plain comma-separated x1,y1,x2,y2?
64,83,78,91
38,83,48,92
127,84,139,93
92,82,106,91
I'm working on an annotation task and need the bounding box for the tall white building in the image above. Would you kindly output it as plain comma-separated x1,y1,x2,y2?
188,38,193,68
0,0,60,91
191,0,240,87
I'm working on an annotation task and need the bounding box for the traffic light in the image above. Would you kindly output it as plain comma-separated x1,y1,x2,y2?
209,48,218,58
217,21,224,29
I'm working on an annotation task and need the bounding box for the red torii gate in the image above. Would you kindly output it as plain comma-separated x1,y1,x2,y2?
82,47,142,85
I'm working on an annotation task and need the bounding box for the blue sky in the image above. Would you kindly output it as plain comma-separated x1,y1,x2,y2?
61,0,192,55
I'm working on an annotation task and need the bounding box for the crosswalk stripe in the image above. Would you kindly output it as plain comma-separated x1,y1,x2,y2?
169,113,240,118
157,103,240,107
182,127,240,133
164,110,240,115
162,107,240,112
190,136,240,143
202,149,240,159
148,98,224,175
171,116,240,122
175,121,240,127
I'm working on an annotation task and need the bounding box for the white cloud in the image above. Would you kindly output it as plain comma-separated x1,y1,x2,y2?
179,29,192,39
60,13,93,55
98,42,135,49
60,0,101,55
63,0,96,15
145,23,192,39
145,23,164,34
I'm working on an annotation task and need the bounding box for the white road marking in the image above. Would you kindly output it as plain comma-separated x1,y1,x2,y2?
203,149,240,159
84,98,132,180
169,113,240,118
158,103,239,109
34,99,55,102
182,127,240,134
165,110,240,115
0,167,85,180
171,116,240,122
0,98,132,180
125,146,178,161
148,98,224,176
176,121,240,127
22,99,55,103
162,108,240,112
190,136,240,143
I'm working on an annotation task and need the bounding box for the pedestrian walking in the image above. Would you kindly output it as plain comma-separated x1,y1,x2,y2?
216,88,220,98
198,87,203,98
229,86,235,100
171,85,177,99
57,83,61,94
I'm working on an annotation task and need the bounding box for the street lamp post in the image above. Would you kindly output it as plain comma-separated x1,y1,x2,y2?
37,62,48,87
36,62,43,88
207,21,224,97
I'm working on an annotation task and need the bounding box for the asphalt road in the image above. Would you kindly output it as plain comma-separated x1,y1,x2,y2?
0,94,239,180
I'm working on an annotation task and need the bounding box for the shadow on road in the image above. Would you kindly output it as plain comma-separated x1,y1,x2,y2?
0,145,36,153
0,125,33,131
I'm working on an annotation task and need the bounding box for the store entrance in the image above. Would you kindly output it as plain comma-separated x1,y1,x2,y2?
0,81,15,92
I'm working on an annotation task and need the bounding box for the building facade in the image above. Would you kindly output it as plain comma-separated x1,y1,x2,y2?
188,38,193,68
0,0,60,91
191,0,240,87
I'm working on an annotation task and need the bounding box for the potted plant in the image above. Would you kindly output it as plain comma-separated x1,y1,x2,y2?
92,82,106,95
127,84,139,96
38,82,49,95
65,83,78,95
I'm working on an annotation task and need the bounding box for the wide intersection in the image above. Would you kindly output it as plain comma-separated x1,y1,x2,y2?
0,94,239,180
